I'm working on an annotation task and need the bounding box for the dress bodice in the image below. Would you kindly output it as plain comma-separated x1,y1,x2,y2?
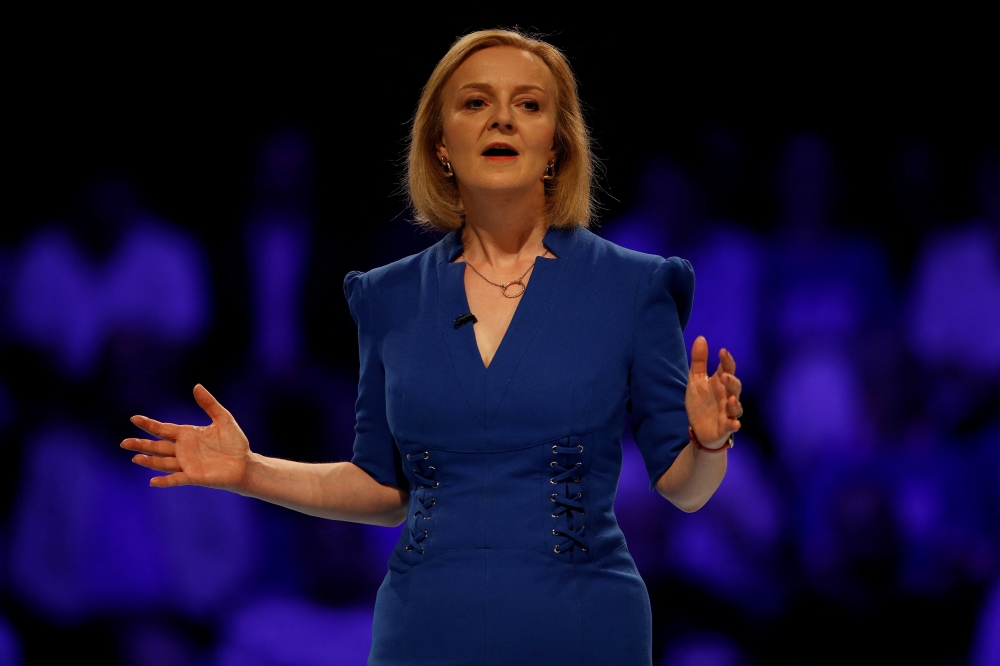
345,225,693,568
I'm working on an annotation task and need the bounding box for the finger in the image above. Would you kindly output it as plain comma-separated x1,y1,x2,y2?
130,416,181,441
121,437,177,457
132,454,182,473
690,336,709,378
193,384,231,424
726,396,743,418
719,348,737,375
722,373,743,399
149,472,191,488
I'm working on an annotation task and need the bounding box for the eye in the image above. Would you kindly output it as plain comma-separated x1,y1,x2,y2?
465,98,486,110
522,100,540,112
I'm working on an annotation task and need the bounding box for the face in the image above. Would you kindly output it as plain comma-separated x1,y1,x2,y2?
436,46,557,199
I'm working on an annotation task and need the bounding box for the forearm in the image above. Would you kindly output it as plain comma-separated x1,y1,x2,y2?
239,454,409,526
654,442,727,512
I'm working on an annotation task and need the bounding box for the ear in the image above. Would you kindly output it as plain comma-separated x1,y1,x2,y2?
435,136,449,162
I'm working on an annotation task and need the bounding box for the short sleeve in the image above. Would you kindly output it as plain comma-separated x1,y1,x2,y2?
629,256,695,490
343,271,408,489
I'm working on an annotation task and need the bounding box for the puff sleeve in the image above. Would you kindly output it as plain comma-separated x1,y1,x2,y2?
628,256,695,489
343,271,408,489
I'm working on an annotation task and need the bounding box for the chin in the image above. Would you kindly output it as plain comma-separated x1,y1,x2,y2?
465,172,538,195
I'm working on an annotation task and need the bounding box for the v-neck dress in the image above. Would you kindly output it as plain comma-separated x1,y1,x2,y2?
344,225,694,666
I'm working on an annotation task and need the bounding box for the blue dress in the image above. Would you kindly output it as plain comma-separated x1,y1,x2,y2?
344,225,694,665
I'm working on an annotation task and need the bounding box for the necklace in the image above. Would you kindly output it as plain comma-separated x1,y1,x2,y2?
461,249,550,298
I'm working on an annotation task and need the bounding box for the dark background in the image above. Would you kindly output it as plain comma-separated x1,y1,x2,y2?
2,12,998,665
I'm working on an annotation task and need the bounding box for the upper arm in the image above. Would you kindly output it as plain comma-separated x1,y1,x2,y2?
628,256,695,490
344,271,409,490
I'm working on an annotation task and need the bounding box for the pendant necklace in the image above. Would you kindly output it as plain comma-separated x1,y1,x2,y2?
461,249,550,298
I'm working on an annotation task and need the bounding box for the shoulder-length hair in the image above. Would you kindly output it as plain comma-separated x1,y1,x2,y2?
407,29,595,231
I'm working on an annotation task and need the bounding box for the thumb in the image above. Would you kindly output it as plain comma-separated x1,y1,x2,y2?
193,384,231,423
690,336,709,377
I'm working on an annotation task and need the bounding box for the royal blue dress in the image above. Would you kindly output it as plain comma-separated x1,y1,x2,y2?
344,224,694,665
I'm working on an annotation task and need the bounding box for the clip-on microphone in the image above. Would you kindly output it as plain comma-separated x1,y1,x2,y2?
454,313,477,329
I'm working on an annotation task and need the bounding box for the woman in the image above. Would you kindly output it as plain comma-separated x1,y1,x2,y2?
121,29,743,665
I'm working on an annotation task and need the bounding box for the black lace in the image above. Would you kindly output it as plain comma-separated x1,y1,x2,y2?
405,451,438,554
550,440,589,555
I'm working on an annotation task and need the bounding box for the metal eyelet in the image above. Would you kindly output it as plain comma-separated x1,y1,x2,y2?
575,462,583,467
581,547,588,552
553,545,562,554
405,546,413,552
551,513,559,518
551,445,558,454
552,529,560,536
577,445,584,452
550,478,557,484
574,492,582,500
550,461,559,468
550,494,558,502
428,498,436,506
422,530,429,537
432,481,440,488
572,478,580,483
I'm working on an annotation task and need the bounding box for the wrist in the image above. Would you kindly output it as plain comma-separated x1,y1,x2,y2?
689,426,733,452
237,451,267,496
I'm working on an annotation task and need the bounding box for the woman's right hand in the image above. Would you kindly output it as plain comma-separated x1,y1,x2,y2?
121,384,252,491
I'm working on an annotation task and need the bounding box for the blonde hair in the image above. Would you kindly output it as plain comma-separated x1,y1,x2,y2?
407,29,594,231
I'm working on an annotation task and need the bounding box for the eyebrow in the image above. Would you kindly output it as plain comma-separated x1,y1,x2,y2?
457,82,547,94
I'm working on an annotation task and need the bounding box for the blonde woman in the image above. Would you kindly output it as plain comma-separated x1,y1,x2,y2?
122,29,743,664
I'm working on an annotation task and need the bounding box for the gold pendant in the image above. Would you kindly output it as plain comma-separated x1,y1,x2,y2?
501,279,526,298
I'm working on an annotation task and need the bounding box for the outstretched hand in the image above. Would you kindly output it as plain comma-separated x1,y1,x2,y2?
120,384,252,490
685,336,743,450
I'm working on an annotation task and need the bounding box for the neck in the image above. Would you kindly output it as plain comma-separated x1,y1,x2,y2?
459,183,549,267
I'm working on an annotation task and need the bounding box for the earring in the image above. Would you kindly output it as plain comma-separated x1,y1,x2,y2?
543,160,555,180
440,157,454,177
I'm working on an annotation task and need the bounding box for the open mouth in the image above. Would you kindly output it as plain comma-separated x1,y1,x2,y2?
482,145,519,157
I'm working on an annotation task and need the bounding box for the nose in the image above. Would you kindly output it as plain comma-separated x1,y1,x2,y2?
489,104,515,133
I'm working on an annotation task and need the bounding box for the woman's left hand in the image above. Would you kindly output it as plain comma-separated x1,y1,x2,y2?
684,336,743,450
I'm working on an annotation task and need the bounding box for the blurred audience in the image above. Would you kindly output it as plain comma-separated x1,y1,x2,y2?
8,416,258,621
6,177,210,381
1,132,996,664
906,150,1000,426
764,133,893,478
215,598,373,665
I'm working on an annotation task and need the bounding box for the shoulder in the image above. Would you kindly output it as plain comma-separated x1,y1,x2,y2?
571,228,694,327
344,232,452,301
572,227,693,289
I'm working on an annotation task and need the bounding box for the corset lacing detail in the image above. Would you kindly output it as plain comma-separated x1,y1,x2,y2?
405,451,438,554
550,440,589,555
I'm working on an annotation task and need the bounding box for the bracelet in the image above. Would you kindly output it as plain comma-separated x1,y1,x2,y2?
689,426,733,453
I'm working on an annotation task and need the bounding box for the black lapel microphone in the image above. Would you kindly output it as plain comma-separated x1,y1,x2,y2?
454,313,477,329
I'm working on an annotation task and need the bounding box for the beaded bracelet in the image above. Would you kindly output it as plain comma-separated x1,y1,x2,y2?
689,426,733,452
